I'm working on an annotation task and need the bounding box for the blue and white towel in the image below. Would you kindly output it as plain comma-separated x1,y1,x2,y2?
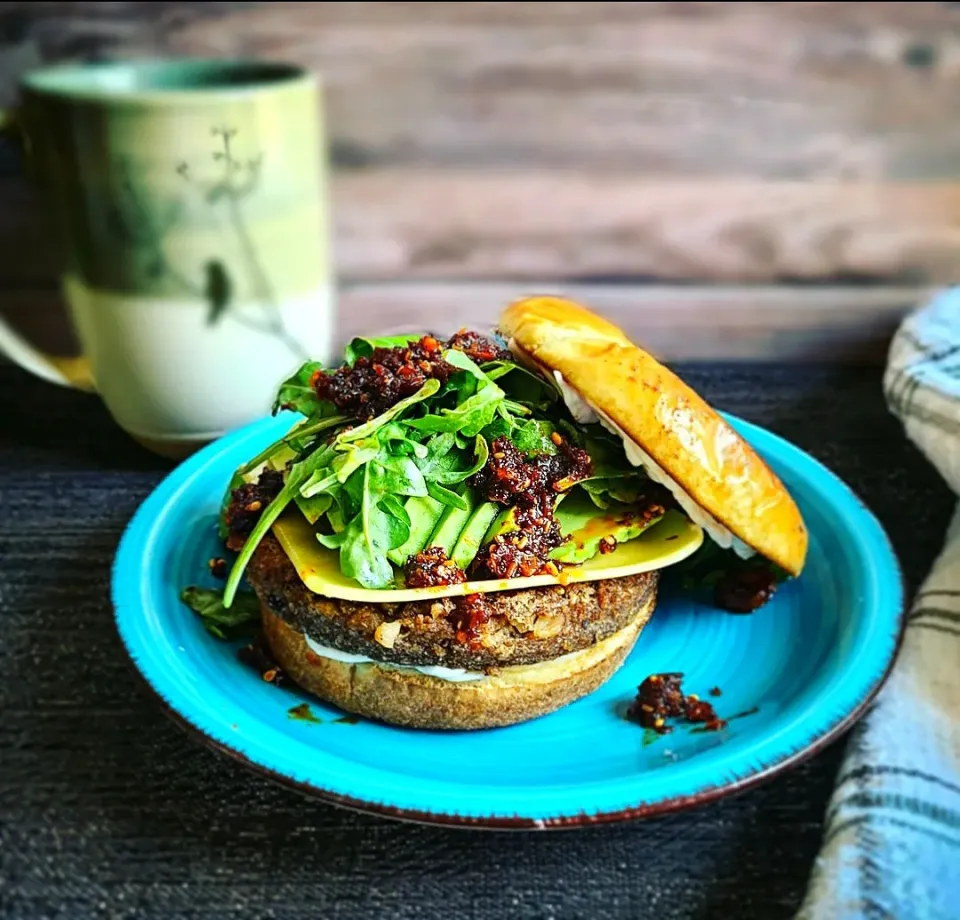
798,290,960,919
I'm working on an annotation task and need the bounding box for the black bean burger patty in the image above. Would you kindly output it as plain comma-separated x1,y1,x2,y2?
245,533,659,672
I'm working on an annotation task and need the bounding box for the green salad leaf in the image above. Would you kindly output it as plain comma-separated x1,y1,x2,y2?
337,379,441,444
218,331,660,600
181,586,260,640
272,361,326,416
405,381,503,436
236,414,349,478
344,334,422,367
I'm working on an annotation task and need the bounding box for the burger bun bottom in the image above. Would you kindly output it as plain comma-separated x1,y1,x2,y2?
260,592,657,731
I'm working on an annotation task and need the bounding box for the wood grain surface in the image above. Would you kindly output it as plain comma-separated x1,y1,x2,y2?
1,2,958,359
3,2,960,179
5,173,960,287
2,282,930,364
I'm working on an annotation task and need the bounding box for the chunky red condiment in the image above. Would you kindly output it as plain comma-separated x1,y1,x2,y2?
469,434,593,579
223,469,285,551
626,672,727,734
448,594,493,649
315,335,454,419
446,329,511,363
237,632,289,688
314,330,509,419
598,535,618,555
208,557,228,579
403,547,467,589
714,566,778,613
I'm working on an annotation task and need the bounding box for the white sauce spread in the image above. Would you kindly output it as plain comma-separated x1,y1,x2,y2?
548,368,755,561
303,633,486,682
302,624,637,686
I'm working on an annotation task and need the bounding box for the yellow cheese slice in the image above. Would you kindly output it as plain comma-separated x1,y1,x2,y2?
271,508,703,602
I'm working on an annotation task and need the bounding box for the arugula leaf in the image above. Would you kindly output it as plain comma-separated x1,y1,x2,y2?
557,418,585,446
181,586,260,640
340,467,365,520
272,361,325,416
336,438,383,482
238,414,348,477
478,413,556,459
502,399,532,417
577,471,653,509
378,492,411,526
442,347,488,382
330,446,426,585
406,379,503,437
484,360,558,409
480,363,515,382
299,435,384,499
336,379,441,444
410,431,489,487
413,431,457,479
338,463,406,588
344,334,423,366
427,480,470,511
222,444,339,607
376,421,429,459
377,453,429,497
294,491,332,524
327,506,345,533
435,434,489,485
317,530,346,550
510,418,558,456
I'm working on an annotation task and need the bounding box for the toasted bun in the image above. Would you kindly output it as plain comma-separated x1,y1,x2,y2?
499,295,808,576
260,594,655,730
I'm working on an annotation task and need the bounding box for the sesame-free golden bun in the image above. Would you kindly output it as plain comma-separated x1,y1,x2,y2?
499,295,808,577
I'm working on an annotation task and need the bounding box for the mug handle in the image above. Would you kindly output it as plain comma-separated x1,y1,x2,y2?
0,107,96,391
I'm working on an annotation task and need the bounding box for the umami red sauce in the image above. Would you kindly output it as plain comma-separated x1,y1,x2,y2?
313,331,509,419
626,673,727,734
449,594,493,649
469,434,592,580
714,567,778,613
401,551,491,650
237,633,289,688
223,468,285,551
403,547,467,589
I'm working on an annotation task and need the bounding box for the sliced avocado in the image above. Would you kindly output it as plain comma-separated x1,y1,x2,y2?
550,491,663,564
482,504,519,545
426,487,477,556
451,501,501,570
386,495,445,566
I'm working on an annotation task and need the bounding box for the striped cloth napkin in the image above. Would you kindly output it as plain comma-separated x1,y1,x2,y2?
797,289,960,920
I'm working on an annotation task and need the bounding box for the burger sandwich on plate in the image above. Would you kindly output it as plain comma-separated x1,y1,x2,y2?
184,296,808,731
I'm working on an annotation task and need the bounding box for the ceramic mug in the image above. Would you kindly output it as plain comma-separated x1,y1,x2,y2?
0,58,334,457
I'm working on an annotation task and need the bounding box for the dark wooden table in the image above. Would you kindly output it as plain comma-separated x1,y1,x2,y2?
0,360,951,920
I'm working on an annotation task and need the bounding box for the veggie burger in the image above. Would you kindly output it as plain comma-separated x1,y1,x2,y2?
197,296,808,730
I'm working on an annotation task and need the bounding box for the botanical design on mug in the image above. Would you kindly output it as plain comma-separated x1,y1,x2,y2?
108,126,307,360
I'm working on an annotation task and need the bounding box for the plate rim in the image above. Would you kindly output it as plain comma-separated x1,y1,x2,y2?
111,411,906,830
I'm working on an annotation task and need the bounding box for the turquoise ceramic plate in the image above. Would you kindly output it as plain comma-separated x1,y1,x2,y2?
112,412,904,828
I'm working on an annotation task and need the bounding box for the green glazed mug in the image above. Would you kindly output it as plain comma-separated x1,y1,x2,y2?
0,58,333,457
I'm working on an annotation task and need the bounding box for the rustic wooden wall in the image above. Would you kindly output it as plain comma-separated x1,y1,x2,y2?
2,1,960,361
